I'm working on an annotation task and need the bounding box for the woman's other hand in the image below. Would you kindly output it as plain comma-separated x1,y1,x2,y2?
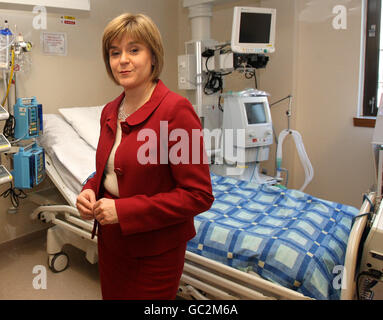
93,198,119,225
76,189,96,220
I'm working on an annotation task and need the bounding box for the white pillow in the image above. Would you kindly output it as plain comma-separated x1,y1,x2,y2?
39,113,96,186
58,105,104,150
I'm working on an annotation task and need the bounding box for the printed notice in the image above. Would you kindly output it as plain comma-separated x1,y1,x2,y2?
42,32,67,56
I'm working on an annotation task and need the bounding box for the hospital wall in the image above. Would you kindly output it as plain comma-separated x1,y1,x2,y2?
178,0,374,209
0,0,180,246
0,0,376,247
291,0,375,208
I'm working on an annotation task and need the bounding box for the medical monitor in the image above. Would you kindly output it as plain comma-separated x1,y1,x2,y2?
222,94,273,149
231,6,276,54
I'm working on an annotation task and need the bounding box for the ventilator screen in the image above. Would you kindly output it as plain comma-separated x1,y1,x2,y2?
245,102,267,124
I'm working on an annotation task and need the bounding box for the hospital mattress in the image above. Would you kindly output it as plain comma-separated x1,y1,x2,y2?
37,107,359,300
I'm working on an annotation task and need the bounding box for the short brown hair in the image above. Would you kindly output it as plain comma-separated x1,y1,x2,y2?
102,13,164,84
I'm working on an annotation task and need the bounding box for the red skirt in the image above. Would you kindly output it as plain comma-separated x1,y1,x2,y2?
96,191,187,300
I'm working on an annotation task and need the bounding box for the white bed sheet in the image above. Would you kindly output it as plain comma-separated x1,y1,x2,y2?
38,113,96,203
58,106,104,150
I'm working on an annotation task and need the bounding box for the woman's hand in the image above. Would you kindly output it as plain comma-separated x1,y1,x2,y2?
76,189,96,220
93,198,119,225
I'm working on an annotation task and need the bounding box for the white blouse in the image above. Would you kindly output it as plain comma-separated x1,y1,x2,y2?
103,120,122,197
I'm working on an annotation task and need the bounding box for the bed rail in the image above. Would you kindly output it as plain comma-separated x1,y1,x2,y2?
44,153,77,207
31,205,97,242
341,192,376,300
181,251,312,300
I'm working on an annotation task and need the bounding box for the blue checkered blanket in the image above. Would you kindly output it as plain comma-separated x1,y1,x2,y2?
187,173,360,300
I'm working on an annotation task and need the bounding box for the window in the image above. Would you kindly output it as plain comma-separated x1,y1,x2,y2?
363,0,381,117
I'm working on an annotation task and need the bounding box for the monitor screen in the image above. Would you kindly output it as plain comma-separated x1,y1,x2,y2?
239,12,271,44
245,102,267,124
231,7,276,54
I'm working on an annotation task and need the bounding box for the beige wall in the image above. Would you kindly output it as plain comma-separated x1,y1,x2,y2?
0,0,179,111
0,0,179,245
292,0,375,207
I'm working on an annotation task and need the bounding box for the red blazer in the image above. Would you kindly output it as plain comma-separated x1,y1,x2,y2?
82,80,214,257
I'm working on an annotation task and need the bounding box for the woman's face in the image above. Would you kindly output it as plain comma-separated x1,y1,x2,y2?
109,35,154,90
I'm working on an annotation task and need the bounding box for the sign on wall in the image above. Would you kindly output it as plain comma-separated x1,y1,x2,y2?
41,32,67,56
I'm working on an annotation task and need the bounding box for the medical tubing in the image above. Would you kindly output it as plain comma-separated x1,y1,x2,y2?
249,148,260,182
2,70,6,105
0,37,14,52
2,48,15,106
272,124,279,145
277,167,289,187
276,129,314,191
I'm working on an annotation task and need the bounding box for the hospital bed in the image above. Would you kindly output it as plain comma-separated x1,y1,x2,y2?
30,106,376,300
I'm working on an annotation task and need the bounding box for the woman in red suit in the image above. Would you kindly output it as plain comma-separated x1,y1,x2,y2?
75,13,214,300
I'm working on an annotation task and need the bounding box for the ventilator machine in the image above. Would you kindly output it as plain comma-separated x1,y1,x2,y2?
178,5,312,189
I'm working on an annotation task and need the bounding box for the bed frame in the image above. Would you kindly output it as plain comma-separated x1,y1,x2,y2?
30,153,376,300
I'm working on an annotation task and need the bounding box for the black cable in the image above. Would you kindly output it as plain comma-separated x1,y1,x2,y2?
3,114,15,138
356,270,382,300
351,194,375,228
204,71,224,95
363,193,375,212
203,51,232,95
351,212,372,228
1,182,27,208
205,55,213,72
243,68,258,89
218,95,223,112
244,70,254,79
